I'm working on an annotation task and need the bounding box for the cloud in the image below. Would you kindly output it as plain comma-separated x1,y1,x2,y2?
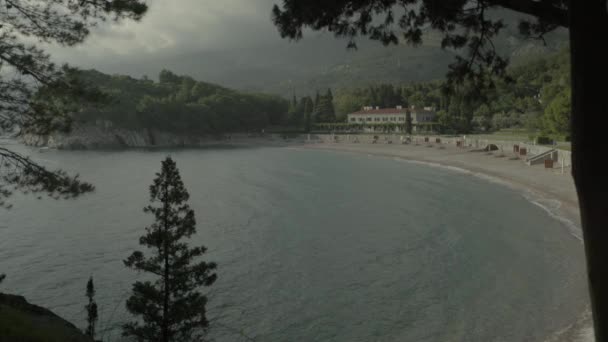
46,0,284,66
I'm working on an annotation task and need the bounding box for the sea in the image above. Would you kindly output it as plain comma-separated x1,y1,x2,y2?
0,143,589,341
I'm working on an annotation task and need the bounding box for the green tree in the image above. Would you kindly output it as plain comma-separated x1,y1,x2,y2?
303,96,314,132
84,277,98,339
407,92,423,109
473,104,492,131
159,70,182,85
334,89,368,118
405,110,413,135
543,89,571,135
123,157,217,342
314,97,330,123
325,88,336,122
68,69,288,134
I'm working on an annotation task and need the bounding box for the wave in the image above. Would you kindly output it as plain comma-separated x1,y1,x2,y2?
388,156,594,341
523,191,583,242
391,156,583,239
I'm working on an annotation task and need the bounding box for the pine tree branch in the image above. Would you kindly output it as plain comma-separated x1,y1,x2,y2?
489,0,568,28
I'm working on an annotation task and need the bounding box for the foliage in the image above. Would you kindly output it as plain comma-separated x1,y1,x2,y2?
314,89,336,123
84,277,98,339
0,304,89,342
123,157,217,342
542,87,571,135
0,147,94,209
331,47,570,135
535,136,553,145
405,110,413,135
0,0,144,205
286,89,336,129
272,0,567,94
66,70,289,134
302,97,314,132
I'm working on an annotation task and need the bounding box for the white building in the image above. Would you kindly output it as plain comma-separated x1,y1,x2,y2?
346,105,437,132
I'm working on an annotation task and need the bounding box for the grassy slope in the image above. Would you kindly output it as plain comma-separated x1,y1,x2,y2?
0,294,93,342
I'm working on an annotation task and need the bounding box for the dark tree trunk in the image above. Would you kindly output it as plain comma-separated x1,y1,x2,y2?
569,1,608,340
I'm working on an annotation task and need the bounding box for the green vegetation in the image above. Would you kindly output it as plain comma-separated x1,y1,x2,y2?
72,69,289,134
0,294,93,342
123,157,217,342
330,48,571,138
285,89,336,131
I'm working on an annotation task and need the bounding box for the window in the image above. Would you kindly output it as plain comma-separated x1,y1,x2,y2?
350,118,357,122
382,117,388,121
367,117,372,122
374,117,380,122
399,117,405,121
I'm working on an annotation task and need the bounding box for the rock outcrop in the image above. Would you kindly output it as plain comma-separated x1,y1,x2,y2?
21,124,225,149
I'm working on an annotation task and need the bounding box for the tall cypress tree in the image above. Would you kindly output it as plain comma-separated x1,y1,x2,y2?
405,110,413,135
325,88,336,122
303,97,314,132
84,277,98,340
326,88,333,101
313,90,320,111
123,157,217,342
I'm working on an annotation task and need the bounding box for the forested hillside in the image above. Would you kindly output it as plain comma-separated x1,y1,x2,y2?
61,46,570,138
68,70,289,134
329,47,571,137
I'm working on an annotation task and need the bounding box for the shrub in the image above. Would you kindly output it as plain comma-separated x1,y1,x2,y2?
536,136,553,145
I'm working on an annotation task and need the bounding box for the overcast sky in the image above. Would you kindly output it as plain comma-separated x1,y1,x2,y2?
47,0,302,71
41,1,563,93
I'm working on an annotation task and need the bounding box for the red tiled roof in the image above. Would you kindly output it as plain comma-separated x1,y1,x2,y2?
349,107,435,115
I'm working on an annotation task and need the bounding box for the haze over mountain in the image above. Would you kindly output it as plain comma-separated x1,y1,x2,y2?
44,0,568,97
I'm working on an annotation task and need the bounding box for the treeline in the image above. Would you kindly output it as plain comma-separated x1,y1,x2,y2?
67,49,570,138
330,47,571,138
71,70,289,134
286,89,337,131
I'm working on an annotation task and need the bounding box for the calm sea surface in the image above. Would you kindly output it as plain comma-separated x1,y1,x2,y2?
0,145,588,341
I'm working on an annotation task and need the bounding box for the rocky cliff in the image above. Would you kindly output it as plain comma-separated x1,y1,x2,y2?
21,124,225,149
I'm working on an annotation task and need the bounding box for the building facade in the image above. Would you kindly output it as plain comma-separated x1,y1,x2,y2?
346,106,437,132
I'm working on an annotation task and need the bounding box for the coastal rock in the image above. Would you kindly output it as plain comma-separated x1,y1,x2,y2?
21,124,223,149
0,292,94,342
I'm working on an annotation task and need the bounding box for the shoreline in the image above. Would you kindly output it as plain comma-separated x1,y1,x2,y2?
294,141,592,342
297,141,581,232
5,137,594,340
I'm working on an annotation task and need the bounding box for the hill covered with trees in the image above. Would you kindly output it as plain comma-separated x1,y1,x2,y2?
56,48,570,139
69,70,289,134
329,47,571,138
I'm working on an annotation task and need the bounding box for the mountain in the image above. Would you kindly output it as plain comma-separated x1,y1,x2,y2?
86,9,568,98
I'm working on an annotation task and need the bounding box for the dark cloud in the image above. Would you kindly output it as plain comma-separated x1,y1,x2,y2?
47,0,291,70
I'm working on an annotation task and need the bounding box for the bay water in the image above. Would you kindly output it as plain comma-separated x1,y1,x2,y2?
0,145,588,341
